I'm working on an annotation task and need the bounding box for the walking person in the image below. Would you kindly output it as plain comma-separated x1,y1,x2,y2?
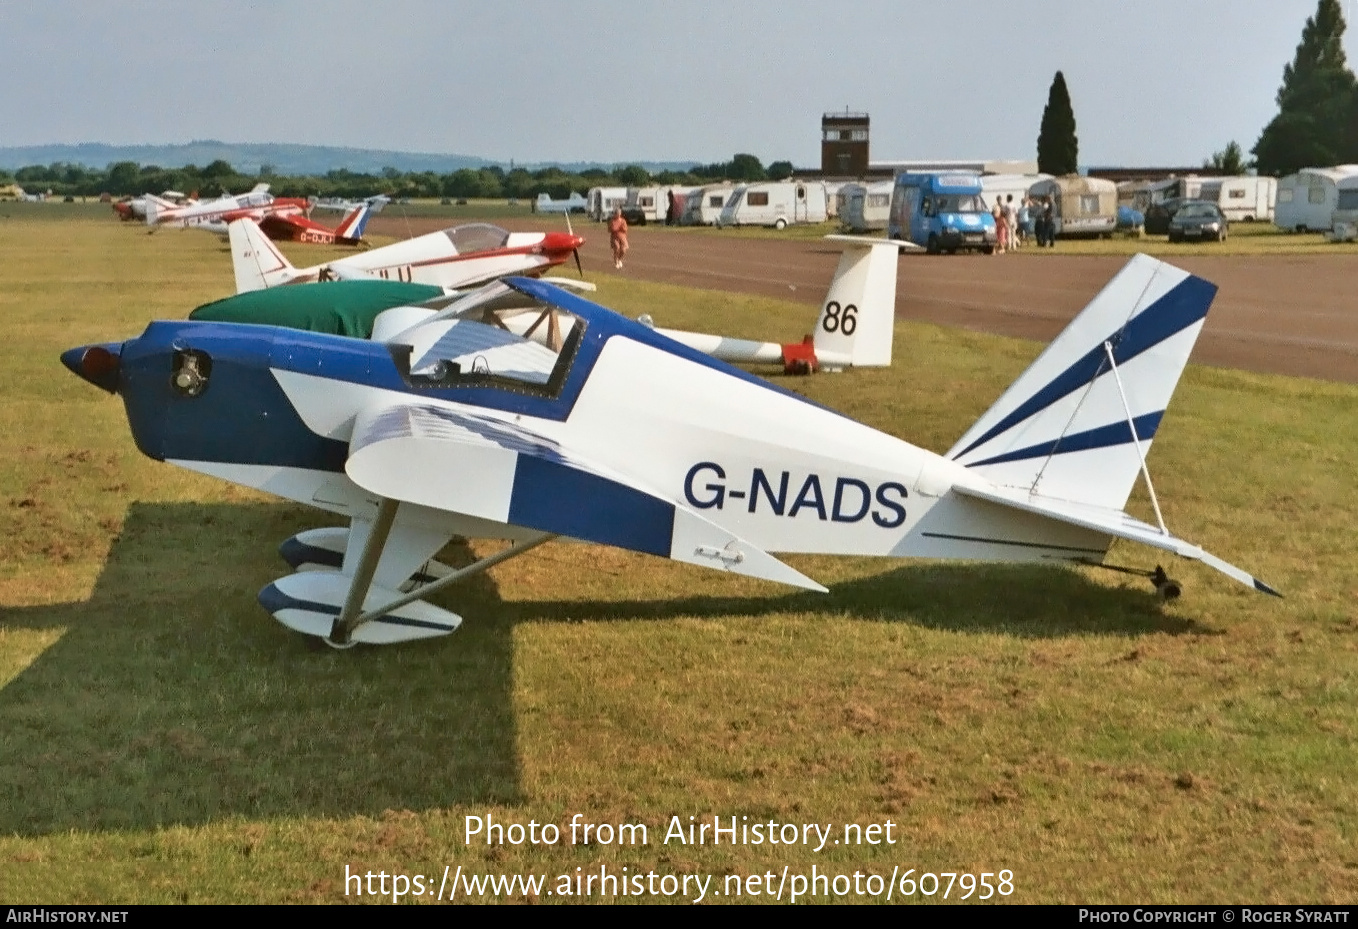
609,207,629,269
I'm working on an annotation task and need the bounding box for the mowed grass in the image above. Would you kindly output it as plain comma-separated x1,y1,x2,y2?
0,216,1354,904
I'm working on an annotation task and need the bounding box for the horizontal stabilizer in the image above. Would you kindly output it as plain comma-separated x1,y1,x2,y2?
953,484,1280,596
259,571,462,645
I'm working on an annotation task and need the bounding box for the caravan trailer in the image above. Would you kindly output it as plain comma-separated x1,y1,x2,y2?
623,186,699,225
980,173,1052,213
587,187,628,221
716,181,828,228
1028,175,1118,237
839,181,894,232
683,184,735,225
1197,176,1276,223
1274,167,1358,231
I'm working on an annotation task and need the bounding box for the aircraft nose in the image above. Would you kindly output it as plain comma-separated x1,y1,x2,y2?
61,342,124,394
541,231,585,254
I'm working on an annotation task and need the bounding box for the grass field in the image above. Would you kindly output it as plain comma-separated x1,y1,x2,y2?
0,215,1354,903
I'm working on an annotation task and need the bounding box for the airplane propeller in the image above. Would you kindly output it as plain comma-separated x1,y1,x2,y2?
564,212,585,280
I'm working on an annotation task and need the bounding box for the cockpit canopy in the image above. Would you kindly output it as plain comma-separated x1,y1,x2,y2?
395,280,585,397
440,223,512,255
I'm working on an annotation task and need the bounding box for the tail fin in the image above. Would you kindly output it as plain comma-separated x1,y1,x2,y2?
947,254,1215,510
334,202,372,242
810,235,915,369
228,218,296,292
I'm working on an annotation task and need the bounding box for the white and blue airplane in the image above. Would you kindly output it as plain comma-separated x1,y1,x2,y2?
532,191,588,215
62,253,1278,647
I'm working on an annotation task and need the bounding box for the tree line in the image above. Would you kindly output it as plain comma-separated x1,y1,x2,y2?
0,153,795,200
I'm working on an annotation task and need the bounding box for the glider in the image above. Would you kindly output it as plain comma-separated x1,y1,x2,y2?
63,254,1278,648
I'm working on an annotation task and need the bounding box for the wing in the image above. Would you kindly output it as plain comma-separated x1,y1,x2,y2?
343,401,827,591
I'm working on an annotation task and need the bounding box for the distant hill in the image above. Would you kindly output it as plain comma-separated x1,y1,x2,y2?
0,140,700,176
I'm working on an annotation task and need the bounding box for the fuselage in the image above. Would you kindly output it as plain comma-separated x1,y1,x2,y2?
62,279,1109,567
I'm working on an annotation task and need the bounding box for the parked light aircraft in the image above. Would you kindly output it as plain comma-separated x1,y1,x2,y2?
311,195,390,215
228,217,585,293
113,191,192,221
532,191,588,214
197,200,375,246
203,235,898,373
146,183,279,228
63,254,1277,648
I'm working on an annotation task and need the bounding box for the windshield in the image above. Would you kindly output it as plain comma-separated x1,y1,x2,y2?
935,194,985,213
442,223,511,255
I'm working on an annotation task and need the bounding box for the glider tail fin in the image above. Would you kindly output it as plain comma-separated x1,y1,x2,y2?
946,253,1216,511
808,235,903,370
228,217,295,292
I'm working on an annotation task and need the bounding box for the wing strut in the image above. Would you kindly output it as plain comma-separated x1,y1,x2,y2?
1102,340,1168,535
327,501,557,646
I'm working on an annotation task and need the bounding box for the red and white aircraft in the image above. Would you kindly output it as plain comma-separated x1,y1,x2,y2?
146,183,287,228
228,218,585,293
195,200,375,246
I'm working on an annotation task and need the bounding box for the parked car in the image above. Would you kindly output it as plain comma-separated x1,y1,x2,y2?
1143,197,1186,235
1167,201,1228,243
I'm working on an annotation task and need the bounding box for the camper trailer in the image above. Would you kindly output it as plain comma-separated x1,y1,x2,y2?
716,181,828,229
587,186,628,221
1028,175,1118,237
683,184,735,225
1274,167,1358,231
623,186,698,225
1197,176,1276,222
980,173,1052,213
839,181,894,232
823,180,849,219
1327,173,1358,231
887,173,996,253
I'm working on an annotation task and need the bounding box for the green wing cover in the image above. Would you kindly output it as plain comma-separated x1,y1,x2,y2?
189,281,445,338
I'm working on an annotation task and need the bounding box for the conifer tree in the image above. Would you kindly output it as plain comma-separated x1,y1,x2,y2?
1037,71,1079,176
1253,0,1357,175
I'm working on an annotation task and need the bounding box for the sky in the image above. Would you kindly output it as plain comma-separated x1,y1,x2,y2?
0,0,1352,169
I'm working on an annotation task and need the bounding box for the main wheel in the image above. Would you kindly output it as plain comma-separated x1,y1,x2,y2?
774,218,787,230
926,234,940,255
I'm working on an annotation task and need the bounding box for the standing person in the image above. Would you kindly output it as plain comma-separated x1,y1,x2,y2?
608,207,629,269
1040,196,1056,247
1004,195,1020,250
1018,196,1033,246
992,197,1008,254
